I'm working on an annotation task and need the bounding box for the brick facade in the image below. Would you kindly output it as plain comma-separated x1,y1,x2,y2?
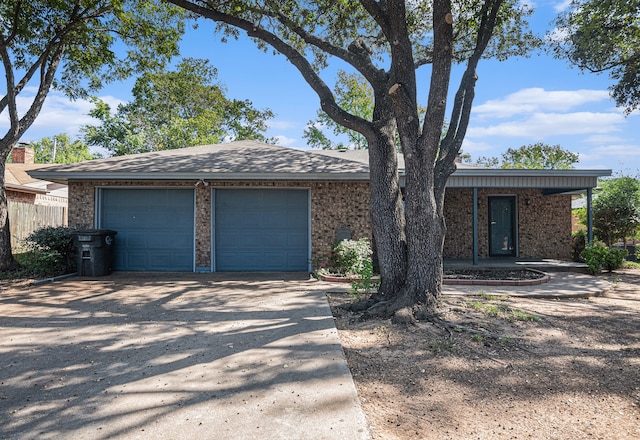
67,180,572,270
67,180,372,269
6,190,36,204
443,188,572,260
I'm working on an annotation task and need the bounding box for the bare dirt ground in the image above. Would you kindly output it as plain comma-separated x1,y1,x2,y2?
328,269,640,440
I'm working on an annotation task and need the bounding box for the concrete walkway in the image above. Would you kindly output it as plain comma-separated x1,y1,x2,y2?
0,273,370,440
442,271,612,298
320,271,612,299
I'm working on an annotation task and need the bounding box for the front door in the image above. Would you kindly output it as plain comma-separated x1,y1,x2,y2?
489,196,516,257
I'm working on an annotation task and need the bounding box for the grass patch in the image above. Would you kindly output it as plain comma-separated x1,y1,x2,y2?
463,298,542,323
509,310,542,322
624,261,640,269
480,291,508,301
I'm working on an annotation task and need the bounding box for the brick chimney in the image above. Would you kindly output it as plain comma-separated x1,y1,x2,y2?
12,144,35,164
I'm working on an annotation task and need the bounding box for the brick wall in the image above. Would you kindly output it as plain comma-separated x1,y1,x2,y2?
7,190,36,204
67,180,372,270
11,146,35,164
443,188,572,260
68,181,572,269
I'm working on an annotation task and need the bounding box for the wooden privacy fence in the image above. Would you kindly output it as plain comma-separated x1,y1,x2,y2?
8,201,68,251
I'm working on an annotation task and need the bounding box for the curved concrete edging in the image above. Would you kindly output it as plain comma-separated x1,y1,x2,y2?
442,268,550,286
320,268,551,287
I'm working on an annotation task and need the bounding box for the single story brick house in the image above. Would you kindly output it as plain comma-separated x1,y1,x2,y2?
29,140,610,272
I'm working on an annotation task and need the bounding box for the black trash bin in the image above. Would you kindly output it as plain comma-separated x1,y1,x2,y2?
73,230,117,276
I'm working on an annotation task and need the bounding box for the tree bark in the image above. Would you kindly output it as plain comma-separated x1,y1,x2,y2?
0,159,16,271
366,120,407,299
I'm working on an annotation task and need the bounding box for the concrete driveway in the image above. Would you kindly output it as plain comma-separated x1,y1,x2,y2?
0,273,370,440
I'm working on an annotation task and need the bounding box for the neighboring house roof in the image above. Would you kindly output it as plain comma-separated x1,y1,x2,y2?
29,140,611,191
6,163,68,198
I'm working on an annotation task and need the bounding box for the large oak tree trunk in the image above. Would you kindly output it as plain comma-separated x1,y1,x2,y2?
367,122,407,298
365,138,448,321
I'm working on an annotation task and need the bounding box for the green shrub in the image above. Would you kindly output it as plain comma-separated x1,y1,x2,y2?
333,238,373,276
571,230,587,262
23,226,76,276
603,247,628,272
332,238,379,297
580,243,627,275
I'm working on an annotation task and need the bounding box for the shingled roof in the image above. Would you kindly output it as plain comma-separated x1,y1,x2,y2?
29,140,371,184
28,140,611,191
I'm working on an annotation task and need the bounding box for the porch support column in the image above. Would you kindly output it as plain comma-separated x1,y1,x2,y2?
473,187,479,266
587,187,593,244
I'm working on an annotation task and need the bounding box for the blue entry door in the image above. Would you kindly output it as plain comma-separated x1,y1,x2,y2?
488,196,516,257
214,189,309,271
100,188,195,271
489,196,516,257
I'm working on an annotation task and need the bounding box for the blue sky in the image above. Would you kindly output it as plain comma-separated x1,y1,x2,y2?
5,1,639,174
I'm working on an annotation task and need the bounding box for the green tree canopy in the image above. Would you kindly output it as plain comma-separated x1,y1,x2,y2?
82,58,275,156
0,0,185,269
303,70,373,150
554,0,640,114
165,0,540,320
30,134,100,164
592,177,640,246
464,143,579,169
500,143,579,169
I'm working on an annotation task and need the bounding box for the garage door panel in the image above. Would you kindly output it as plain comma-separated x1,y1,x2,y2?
100,189,194,271
263,253,290,270
120,231,148,247
218,231,263,248
217,251,263,270
287,232,308,247
215,189,309,271
263,231,287,247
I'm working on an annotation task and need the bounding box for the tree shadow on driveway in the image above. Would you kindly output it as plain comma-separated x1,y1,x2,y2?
0,272,368,440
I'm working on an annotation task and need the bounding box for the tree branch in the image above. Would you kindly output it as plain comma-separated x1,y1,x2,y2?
436,0,504,181
166,0,377,139
359,0,392,40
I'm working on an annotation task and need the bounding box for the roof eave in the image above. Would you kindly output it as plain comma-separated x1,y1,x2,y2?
6,183,48,195
452,168,612,178
27,171,372,184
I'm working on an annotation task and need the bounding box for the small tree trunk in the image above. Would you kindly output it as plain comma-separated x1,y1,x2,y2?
0,160,16,271
367,125,407,298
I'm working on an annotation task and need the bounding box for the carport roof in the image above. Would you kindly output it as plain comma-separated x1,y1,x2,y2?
28,140,611,190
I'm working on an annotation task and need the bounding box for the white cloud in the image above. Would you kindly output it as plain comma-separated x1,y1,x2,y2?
274,135,298,147
268,119,297,130
468,112,625,138
1,90,126,141
578,143,640,171
552,0,573,12
459,139,496,154
473,88,611,119
587,143,640,158
583,134,626,144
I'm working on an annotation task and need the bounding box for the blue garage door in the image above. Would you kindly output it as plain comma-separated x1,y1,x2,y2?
100,188,195,271
215,189,309,271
